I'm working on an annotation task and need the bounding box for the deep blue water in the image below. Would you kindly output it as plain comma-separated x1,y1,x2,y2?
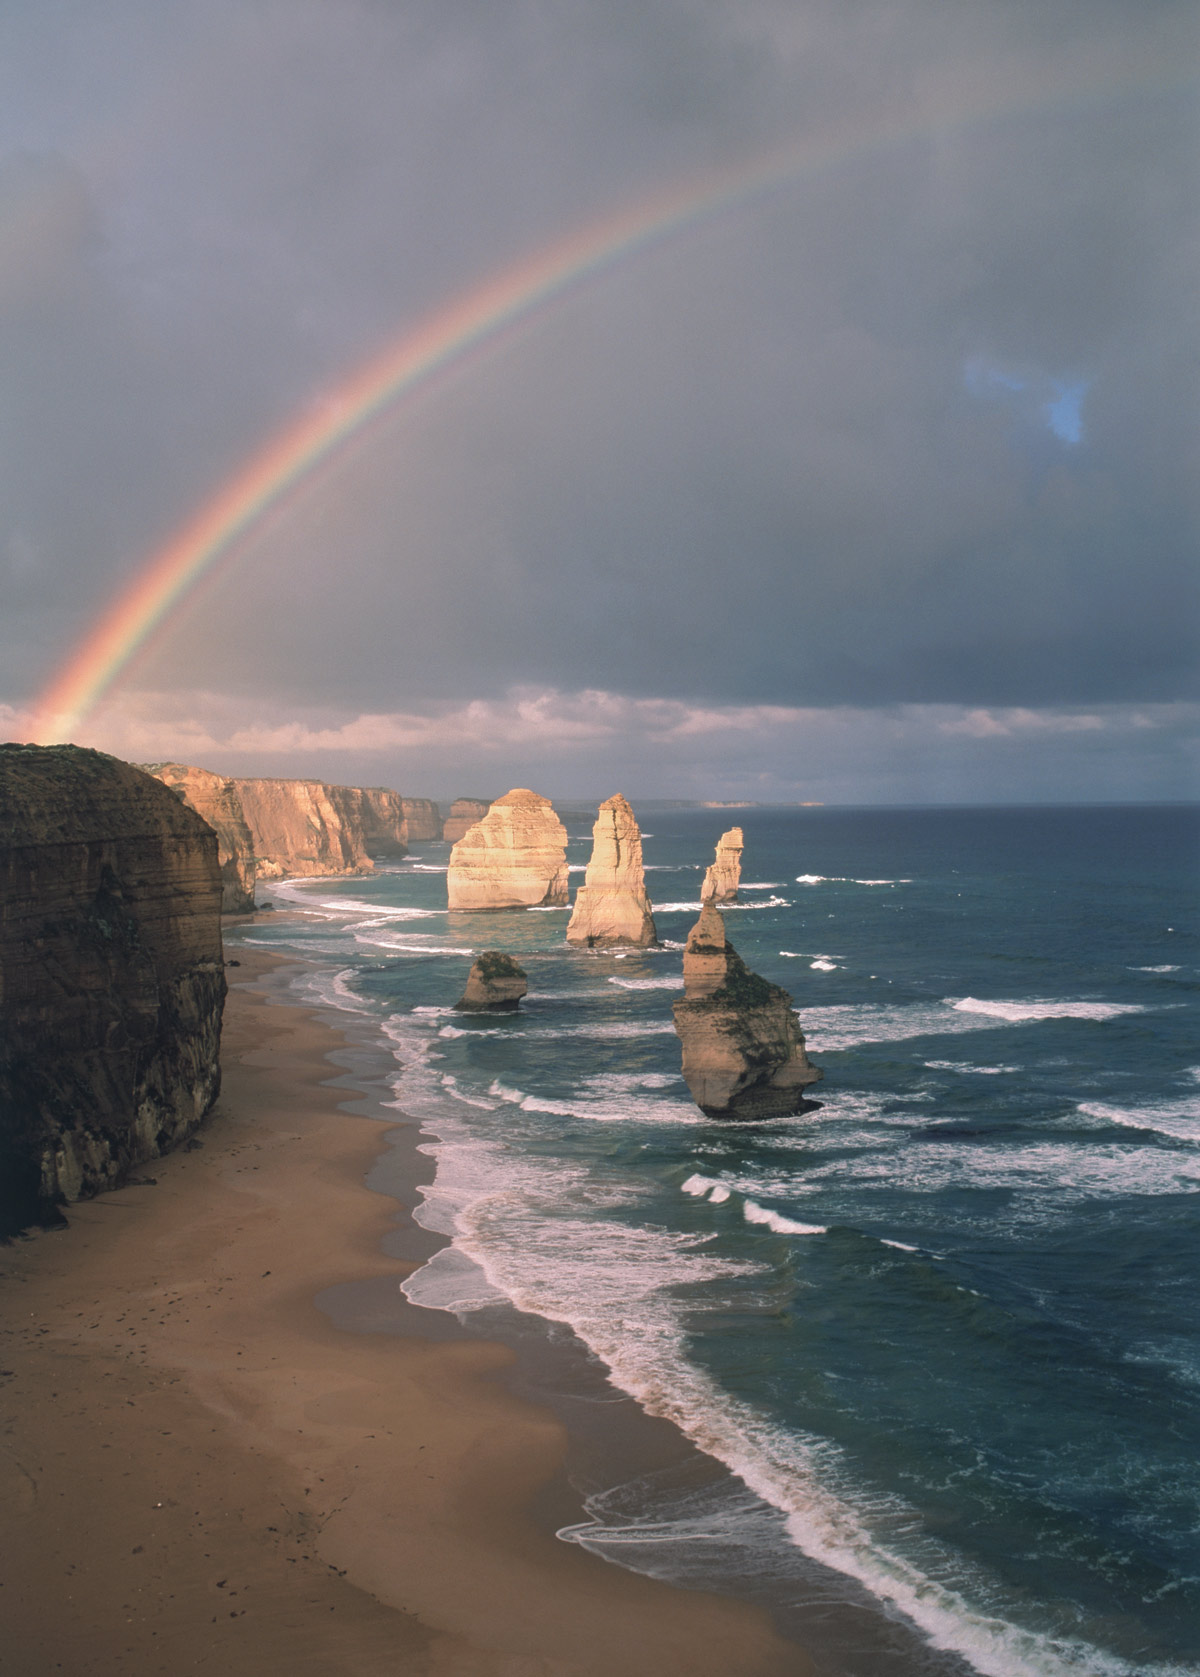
230,804,1200,1677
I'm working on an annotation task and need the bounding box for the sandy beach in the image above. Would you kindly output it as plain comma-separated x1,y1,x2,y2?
0,948,810,1677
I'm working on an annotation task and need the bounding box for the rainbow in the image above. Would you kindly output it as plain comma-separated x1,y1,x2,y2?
26,60,1183,743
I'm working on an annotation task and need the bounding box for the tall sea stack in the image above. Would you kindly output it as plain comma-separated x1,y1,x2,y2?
0,745,226,1231
566,794,657,947
446,790,568,910
672,904,821,1119
701,827,744,905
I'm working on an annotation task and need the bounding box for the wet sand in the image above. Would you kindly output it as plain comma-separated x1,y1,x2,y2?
0,949,811,1676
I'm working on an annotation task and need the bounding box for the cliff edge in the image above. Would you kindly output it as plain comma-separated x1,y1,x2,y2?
144,762,257,913
566,794,657,947
446,790,568,910
233,778,373,879
0,745,226,1232
672,904,821,1119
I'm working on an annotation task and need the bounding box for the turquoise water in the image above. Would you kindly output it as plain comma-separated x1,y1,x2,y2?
230,805,1200,1676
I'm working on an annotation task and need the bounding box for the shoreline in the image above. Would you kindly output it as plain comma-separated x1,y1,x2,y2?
0,946,809,1676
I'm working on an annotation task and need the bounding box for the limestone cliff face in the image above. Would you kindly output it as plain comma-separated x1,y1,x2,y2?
143,762,257,913
566,794,657,947
701,827,744,905
454,951,528,1012
0,745,226,1231
672,905,821,1119
446,790,568,910
358,787,410,859
442,798,490,843
232,778,374,879
399,798,442,842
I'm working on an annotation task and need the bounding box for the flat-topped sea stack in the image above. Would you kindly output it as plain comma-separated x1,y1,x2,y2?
672,904,821,1120
566,794,657,947
442,798,490,842
446,789,568,910
143,761,257,913
455,951,528,1012
399,797,442,842
701,826,744,905
358,787,410,859
0,745,226,1231
233,777,373,879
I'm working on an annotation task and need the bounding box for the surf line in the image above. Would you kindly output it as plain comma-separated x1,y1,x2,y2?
26,62,1183,743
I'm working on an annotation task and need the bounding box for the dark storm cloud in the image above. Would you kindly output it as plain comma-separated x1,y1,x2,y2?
0,0,1195,718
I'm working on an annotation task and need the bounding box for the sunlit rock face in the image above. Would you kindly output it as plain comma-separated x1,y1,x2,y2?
701,827,743,905
358,787,410,859
0,745,226,1232
454,951,528,1012
566,794,657,948
143,762,257,913
441,798,490,843
672,905,821,1120
232,778,374,879
446,789,568,910
399,798,442,842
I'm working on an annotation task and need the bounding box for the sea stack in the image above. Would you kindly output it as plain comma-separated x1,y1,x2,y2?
454,951,528,1012
442,798,490,842
701,827,744,905
0,746,226,1231
566,794,657,947
672,904,821,1119
144,761,257,913
446,789,569,910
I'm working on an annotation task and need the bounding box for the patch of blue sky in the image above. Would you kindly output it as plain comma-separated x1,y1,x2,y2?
963,357,1087,445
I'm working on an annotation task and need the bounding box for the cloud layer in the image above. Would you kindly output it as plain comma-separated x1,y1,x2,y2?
0,1,1194,798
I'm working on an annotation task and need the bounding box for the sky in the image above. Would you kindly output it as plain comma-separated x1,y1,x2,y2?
0,0,1196,803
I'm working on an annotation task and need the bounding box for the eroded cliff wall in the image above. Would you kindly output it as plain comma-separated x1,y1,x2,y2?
442,798,490,843
232,778,374,879
399,798,441,842
359,788,410,859
144,762,257,913
0,745,226,1231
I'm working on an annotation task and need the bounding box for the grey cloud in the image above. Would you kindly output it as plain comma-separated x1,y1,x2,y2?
0,0,1194,743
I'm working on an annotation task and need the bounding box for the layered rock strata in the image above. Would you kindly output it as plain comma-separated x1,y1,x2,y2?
0,745,226,1231
454,951,528,1012
672,904,821,1119
232,778,373,879
359,787,410,859
566,794,657,947
701,826,744,905
399,798,442,842
144,761,257,913
442,798,490,843
446,790,568,910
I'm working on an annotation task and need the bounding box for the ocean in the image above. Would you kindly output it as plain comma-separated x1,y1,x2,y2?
229,804,1200,1677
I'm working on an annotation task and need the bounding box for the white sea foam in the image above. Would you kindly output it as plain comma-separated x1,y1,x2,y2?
952,997,1145,1023
681,1173,731,1203
742,1199,827,1236
880,1239,921,1253
1131,965,1181,973
796,875,911,886
652,900,704,913
399,1093,1157,1677
406,862,448,872
1076,1096,1200,1141
810,959,838,971
740,882,784,890
366,939,475,955
607,975,685,990
925,1060,1020,1075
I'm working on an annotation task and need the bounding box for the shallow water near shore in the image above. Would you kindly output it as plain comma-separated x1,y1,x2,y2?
228,804,1200,1677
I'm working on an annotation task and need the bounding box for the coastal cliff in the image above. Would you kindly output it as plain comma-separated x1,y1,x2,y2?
672,904,821,1119
442,798,490,843
399,797,441,842
359,787,410,859
0,745,226,1231
566,794,657,947
232,778,374,879
446,790,569,910
144,761,257,913
701,827,743,905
